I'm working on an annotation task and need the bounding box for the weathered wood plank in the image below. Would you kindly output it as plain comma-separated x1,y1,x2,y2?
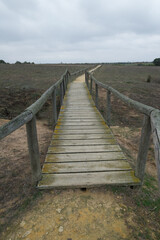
50,138,116,146
38,171,141,189
57,120,105,124
45,152,126,163
57,120,105,125
60,110,98,113
42,160,132,173
63,103,92,106
55,125,109,130
54,129,111,134
58,118,103,122
59,115,102,119
52,133,113,140
48,144,121,153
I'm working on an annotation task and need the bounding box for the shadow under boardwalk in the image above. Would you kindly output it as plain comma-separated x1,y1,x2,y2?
38,74,141,189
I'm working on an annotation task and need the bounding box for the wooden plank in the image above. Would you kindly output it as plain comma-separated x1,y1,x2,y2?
38,171,141,189
50,138,116,146
55,125,109,130
52,134,113,140
59,113,100,117
59,116,102,119
63,104,92,107
48,144,121,153
45,152,126,163
61,105,97,109
60,110,98,114
57,121,105,125
54,129,111,134
42,160,132,173
58,118,104,122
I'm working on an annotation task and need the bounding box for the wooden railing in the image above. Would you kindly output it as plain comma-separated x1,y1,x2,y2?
85,71,160,188
0,67,89,183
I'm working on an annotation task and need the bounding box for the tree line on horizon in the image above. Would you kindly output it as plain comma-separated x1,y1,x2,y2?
0,60,34,64
1,58,160,66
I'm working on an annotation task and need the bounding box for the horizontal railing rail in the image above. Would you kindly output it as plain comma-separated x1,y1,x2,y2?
85,71,160,189
0,66,90,183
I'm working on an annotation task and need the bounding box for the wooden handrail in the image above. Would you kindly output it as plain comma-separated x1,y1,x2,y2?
90,75,155,116
86,71,160,189
0,66,89,183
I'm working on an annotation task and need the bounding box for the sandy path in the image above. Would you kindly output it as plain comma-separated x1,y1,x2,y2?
2,188,136,240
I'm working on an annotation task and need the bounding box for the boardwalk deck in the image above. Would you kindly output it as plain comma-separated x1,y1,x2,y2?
38,74,141,189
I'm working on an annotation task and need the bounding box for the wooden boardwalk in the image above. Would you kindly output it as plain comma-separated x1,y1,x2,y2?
38,74,141,189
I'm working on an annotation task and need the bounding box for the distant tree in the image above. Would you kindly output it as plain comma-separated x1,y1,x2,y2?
0,59,6,64
153,58,160,66
15,61,21,64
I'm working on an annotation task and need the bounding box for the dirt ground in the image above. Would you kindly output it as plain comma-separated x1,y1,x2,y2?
1,188,140,240
0,119,53,231
0,65,160,239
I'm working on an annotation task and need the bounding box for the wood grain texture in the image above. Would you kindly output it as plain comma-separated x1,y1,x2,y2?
45,152,127,163
42,160,132,173
48,145,121,154
51,138,116,146
38,171,141,189
52,133,113,140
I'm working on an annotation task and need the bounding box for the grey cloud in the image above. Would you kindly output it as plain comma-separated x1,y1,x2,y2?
0,0,160,62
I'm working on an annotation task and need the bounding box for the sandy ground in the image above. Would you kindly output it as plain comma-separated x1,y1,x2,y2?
1,188,136,240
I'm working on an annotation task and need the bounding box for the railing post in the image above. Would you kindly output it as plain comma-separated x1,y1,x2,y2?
90,77,93,95
85,71,87,86
64,75,67,91
66,74,69,89
106,90,111,126
63,78,65,96
95,83,98,108
52,88,57,127
85,71,89,88
151,110,160,188
60,82,63,106
26,116,41,183
135,115,151,182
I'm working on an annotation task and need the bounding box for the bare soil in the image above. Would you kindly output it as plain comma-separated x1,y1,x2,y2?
0,119,52,231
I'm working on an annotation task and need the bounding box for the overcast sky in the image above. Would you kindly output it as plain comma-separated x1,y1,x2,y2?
1,0,160,63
